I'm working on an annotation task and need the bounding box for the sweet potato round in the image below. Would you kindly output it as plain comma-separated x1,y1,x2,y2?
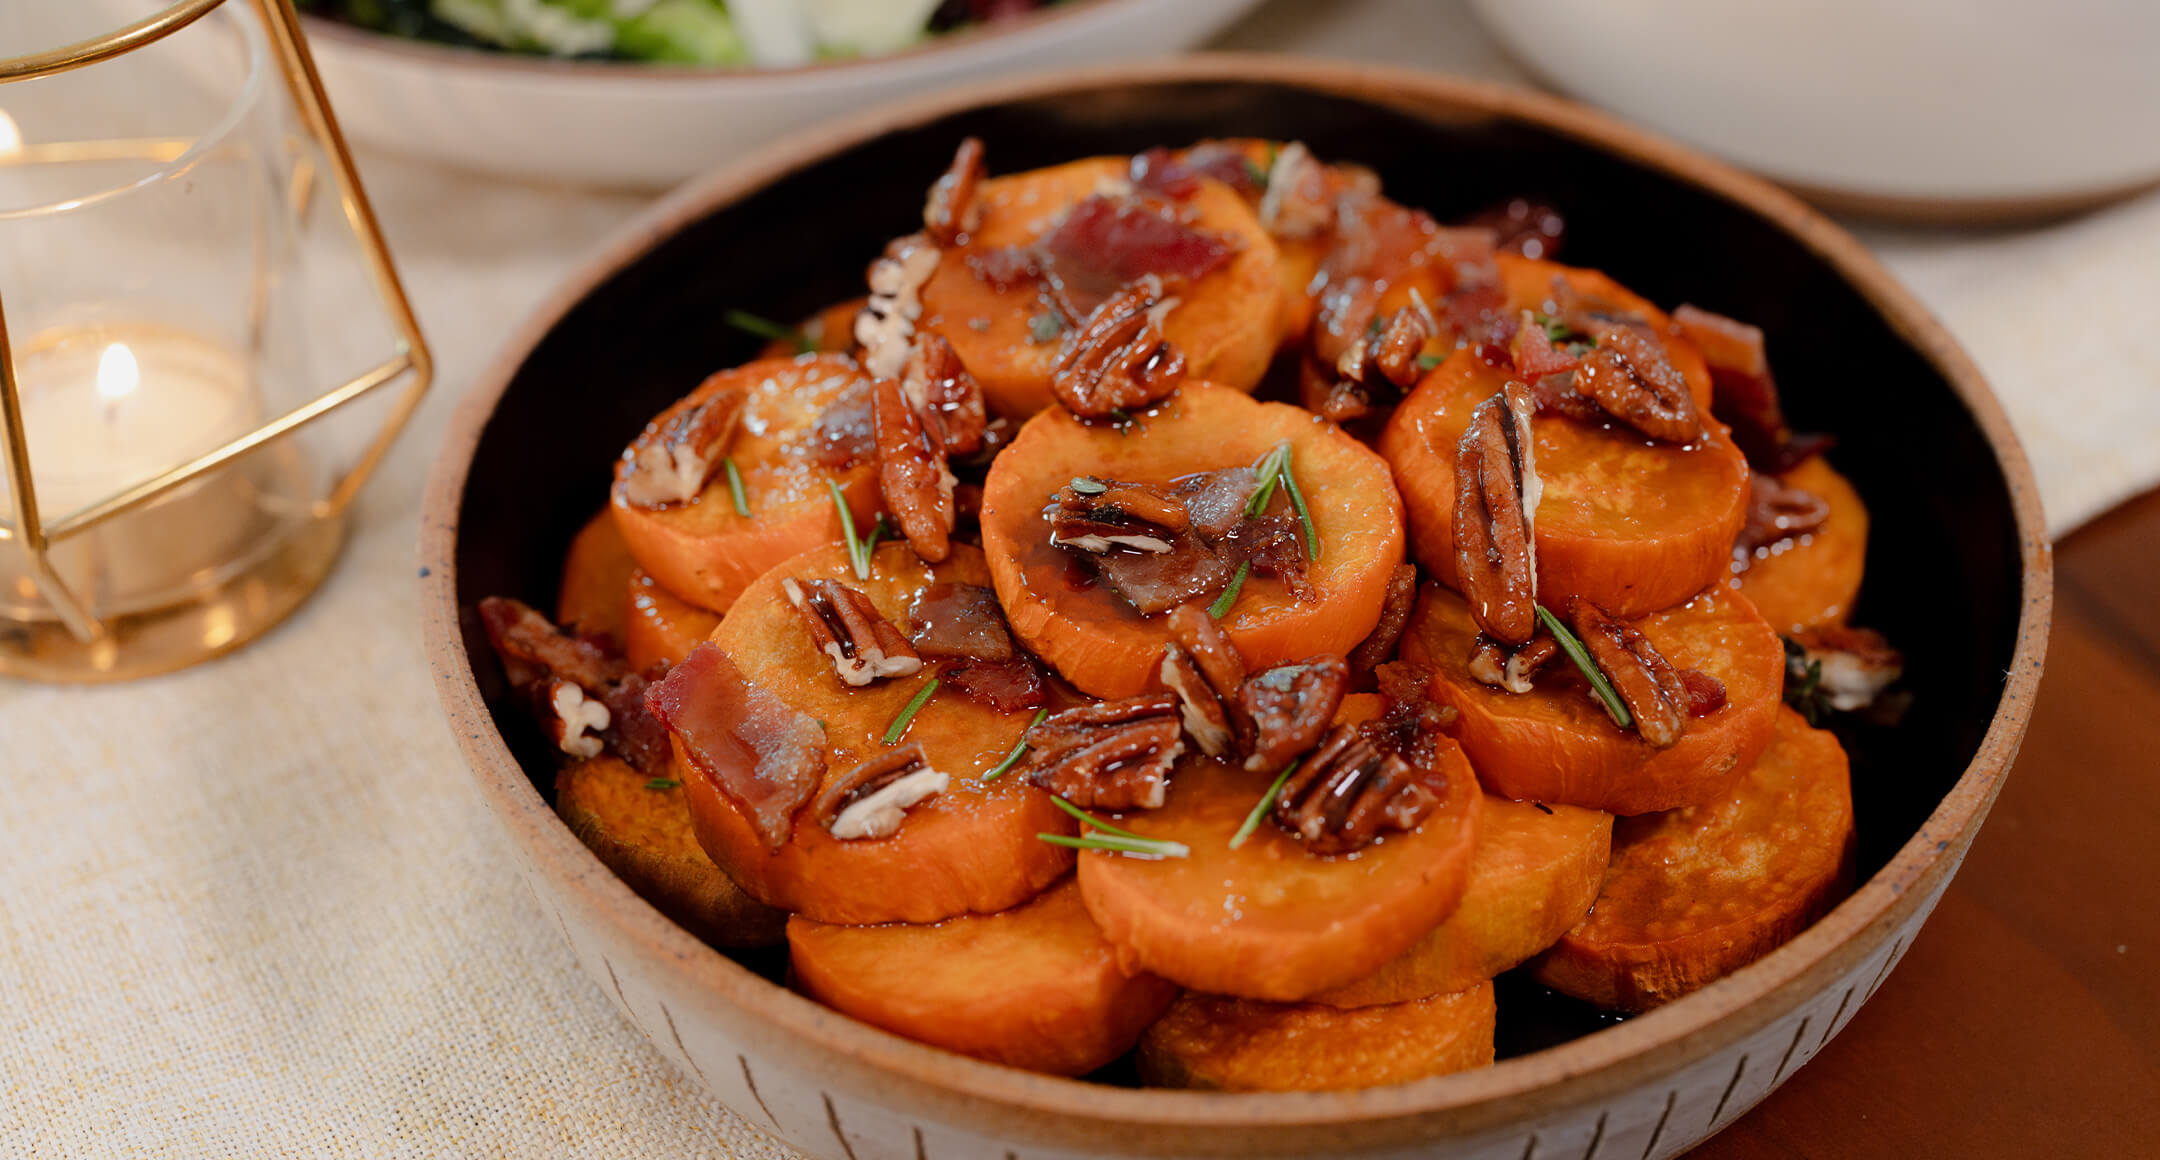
1379,345,1748,620
917,157,1283,418
1531,707,1855,1011
1495,256,1715,412
981,382,1406,698
1076,725,1481,1002
556,509,635,645
1402,582,1783,815
756,297,865,358
623,568,721,673
1728,456,1869,635
611,355,880,614
555,756,786,949
786,878,1178,1077
681,542,1073,925
1308,795,1611,1006
1136,982,1496,1092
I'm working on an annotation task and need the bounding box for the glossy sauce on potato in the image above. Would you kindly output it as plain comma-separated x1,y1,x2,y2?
1729,456,1869,635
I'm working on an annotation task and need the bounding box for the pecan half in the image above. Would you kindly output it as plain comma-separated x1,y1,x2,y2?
1237,655,1350,773
1466,633,1558,695
1319,300,1438,421
1271,724,1436,856
855,233,941,380
1347,563,1419,679
1048,477,1188,554
1734,471,1832,564
814,742,949,840
1019,695,1183,811
1569,600,1690,748
1160,642,1234,757
1792,624,1903,712
1452,381,1541,645
621,388,746,509
545,678,610,759
1365,661,1459,766
923,137,986,247
479,596,670,773
782,577,924,687
1167,603,1246,702
873,377,957,563
1574,322,1703,443
902,332,986,456
1050,276,1188,419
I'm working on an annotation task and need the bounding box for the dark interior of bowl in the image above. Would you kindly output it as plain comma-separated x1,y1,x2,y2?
451,79,2027,1063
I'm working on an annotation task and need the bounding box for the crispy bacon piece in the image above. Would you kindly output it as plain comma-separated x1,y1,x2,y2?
906,582,1016,662
923,137,986,247
1234,513,1317,602
645,642,826,851
1508,311,1582,380
1672,303,1833,472
807,380,878,469
1130,142,1262,199
1363,661,1459,767
1054,465,1302,616
478,596,671,773
1735,471,1834,561
940,657,1046,712
1466,632,1559,696
1792,625,1904,713
1035,195,1236,321
1090,534,1240,615
1460,197,1566,261
1679,668,1728,717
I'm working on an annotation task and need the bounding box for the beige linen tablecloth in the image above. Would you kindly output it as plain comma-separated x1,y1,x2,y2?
6,1,2156,1155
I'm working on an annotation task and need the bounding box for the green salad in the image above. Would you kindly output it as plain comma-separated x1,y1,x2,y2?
301,0,1063,66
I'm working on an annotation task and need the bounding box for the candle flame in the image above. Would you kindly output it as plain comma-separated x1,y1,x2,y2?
96,343,139,402
0,109,18,159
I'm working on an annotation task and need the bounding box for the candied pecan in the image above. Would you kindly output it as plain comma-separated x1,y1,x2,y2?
621,388,746,509
1348,564,1419,679
1319,301,1438,421
544,678,609,759
1573,321,1704,443
1048,477,1188,554
855,233,940,380
1160,643,1234,758
902,332,986,455
873,377,957,563
1452,380,1542,645
813,742,949,840
1166,603,1246,701
1237,656,1351,773
1466,633,1558,695
1363,661,1458,766
1734,472,1832,563
1019,696,1183,811
782,577,924,688
1271,725,1437,856
923,137,985,247
479,597,670,773
1569,600,1690,748
1792,625,1904,712
1050,277,1188,419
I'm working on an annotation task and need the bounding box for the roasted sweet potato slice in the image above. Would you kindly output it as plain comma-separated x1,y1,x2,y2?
556,755,786,948
1379,345,1749,619
981,382,1406,698
1531,707,1855,1011
1309,795,1611,1006
787,878,1177,1076
680,542,1072,925
1402,583,1783,815
611,355,880,613
1076,709,1480,1001
1137,982,1495,1091
916,157,1283,418
755,297,865,358
623,568,721,672
556,509,635,646
1729,456,1869,635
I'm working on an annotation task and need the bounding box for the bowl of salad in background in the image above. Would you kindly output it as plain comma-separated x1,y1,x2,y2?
291,0,1263,187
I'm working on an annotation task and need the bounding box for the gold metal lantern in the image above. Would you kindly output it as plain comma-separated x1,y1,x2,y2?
0,0,431,681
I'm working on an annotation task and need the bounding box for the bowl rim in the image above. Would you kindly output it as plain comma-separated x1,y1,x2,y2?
300,0,1189,82
420,54,2052,1139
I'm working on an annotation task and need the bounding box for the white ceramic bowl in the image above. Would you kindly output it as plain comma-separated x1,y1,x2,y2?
1470,0,2160,216
296,0,1261,188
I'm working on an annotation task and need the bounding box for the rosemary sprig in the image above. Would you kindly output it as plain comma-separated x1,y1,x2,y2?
1247,440,1292,516
1038,796,1189,859
1535,605,1633,730
828,482,879,579
982,708,1050,780
1281,457,1319,558
1418,352,1444,371
723,457,750,517
645,778,680,791
882,677,941,745
1027,312,1065,344
724,308,813,353
1782,636,1829,725
1209,560,1249,620
1229,758,1301,849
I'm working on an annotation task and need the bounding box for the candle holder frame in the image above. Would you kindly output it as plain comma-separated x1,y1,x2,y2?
0,0,432,682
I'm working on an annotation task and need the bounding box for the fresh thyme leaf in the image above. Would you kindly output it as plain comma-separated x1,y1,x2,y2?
1535,605,1633,730
1243,157,1268,189
1230,758,1300,849
882,676,940,745
723,457,750,517
1533,310,1594,349
1027,312,1065,344
1070,477,1107,496
827,481,871,579
1781,635,1833,724
724,308,809,351
1418,352,1444,370
982,708,1050,780
1281,458,1319,558
645,778,680,791
1209,560,1249,620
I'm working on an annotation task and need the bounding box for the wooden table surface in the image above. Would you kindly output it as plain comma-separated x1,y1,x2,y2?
1695,487,2160,1157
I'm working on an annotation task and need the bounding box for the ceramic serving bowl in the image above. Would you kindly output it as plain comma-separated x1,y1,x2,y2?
295,0,1260,188
421,57,2050,1159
